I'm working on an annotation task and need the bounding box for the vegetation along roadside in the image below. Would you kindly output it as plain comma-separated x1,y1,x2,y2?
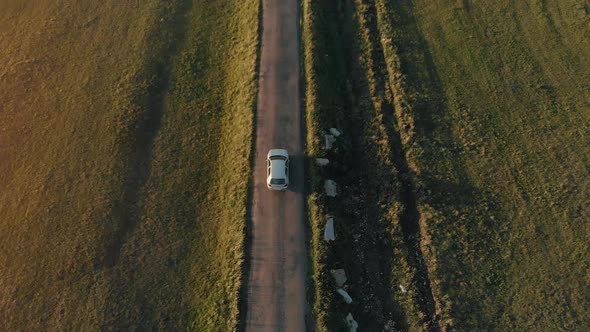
303,0,437,330
305,0,589,330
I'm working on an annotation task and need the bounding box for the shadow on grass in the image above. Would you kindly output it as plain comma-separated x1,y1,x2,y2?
236,0,264,330
103,0,193,269
382,0,509,329
303,0,410,329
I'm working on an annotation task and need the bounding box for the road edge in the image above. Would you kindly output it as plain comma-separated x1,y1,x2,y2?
298,0,318,330
235,0,264,330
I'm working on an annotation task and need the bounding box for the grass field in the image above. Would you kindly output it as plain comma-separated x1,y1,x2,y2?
3,0,588,330
306,0,590,330
0,0,258,329
402,0,590,329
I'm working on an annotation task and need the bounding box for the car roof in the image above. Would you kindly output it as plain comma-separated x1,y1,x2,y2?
270,159,287,179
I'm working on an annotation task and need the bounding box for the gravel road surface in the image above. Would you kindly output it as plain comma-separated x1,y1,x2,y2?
244,0,307,331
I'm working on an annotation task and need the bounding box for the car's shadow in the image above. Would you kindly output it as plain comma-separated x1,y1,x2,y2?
286,153,305,195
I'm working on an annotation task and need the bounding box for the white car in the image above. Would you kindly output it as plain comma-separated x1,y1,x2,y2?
266,149,289,190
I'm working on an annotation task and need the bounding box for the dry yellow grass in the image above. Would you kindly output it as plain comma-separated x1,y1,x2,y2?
0,0,258,329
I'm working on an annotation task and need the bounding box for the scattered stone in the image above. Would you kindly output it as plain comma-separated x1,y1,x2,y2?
315,158,329,166
324,218,335,241
399,285,407,293
345,313,359,332
337,288,353,304
329,127,342,137
330,269,347,287
324,180,337,197
324,134,336,150
384,320,396,332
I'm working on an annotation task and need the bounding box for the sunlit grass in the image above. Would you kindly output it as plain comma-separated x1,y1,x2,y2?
0,0,258,329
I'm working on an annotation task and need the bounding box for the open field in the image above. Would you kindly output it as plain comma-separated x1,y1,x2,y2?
305,0,590,330
400,0,590,329
0,0,258,329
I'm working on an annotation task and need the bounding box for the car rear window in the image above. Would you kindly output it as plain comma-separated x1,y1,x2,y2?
270,178,285,185
269,155,287,160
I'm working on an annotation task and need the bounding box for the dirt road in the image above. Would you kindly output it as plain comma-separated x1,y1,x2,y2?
244,0,306,331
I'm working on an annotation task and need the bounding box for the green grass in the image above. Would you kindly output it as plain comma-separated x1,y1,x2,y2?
0,0,258,329
373,0,590,330
306,0,590,330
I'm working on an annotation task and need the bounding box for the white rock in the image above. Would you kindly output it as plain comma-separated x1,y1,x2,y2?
337,288,353,304
399,285,407,293
345,313,359,332
384,320,396,332
324,180,337,197
330,268,347,286
324,218,335,241
330,128,341,137
315,158,329,166
324,134,336,150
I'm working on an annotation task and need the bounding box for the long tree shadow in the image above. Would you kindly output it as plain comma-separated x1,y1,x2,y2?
352,0,441,328
381,0,509,329
236,0,263,330
305,0,411,330
102,0,194,269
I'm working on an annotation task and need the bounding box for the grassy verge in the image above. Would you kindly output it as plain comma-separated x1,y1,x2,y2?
374,0,590,330
0,0,258,329
303,0,429,330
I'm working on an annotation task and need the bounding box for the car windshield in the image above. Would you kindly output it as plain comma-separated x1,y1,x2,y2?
270,178,285,185
269,155,287,160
